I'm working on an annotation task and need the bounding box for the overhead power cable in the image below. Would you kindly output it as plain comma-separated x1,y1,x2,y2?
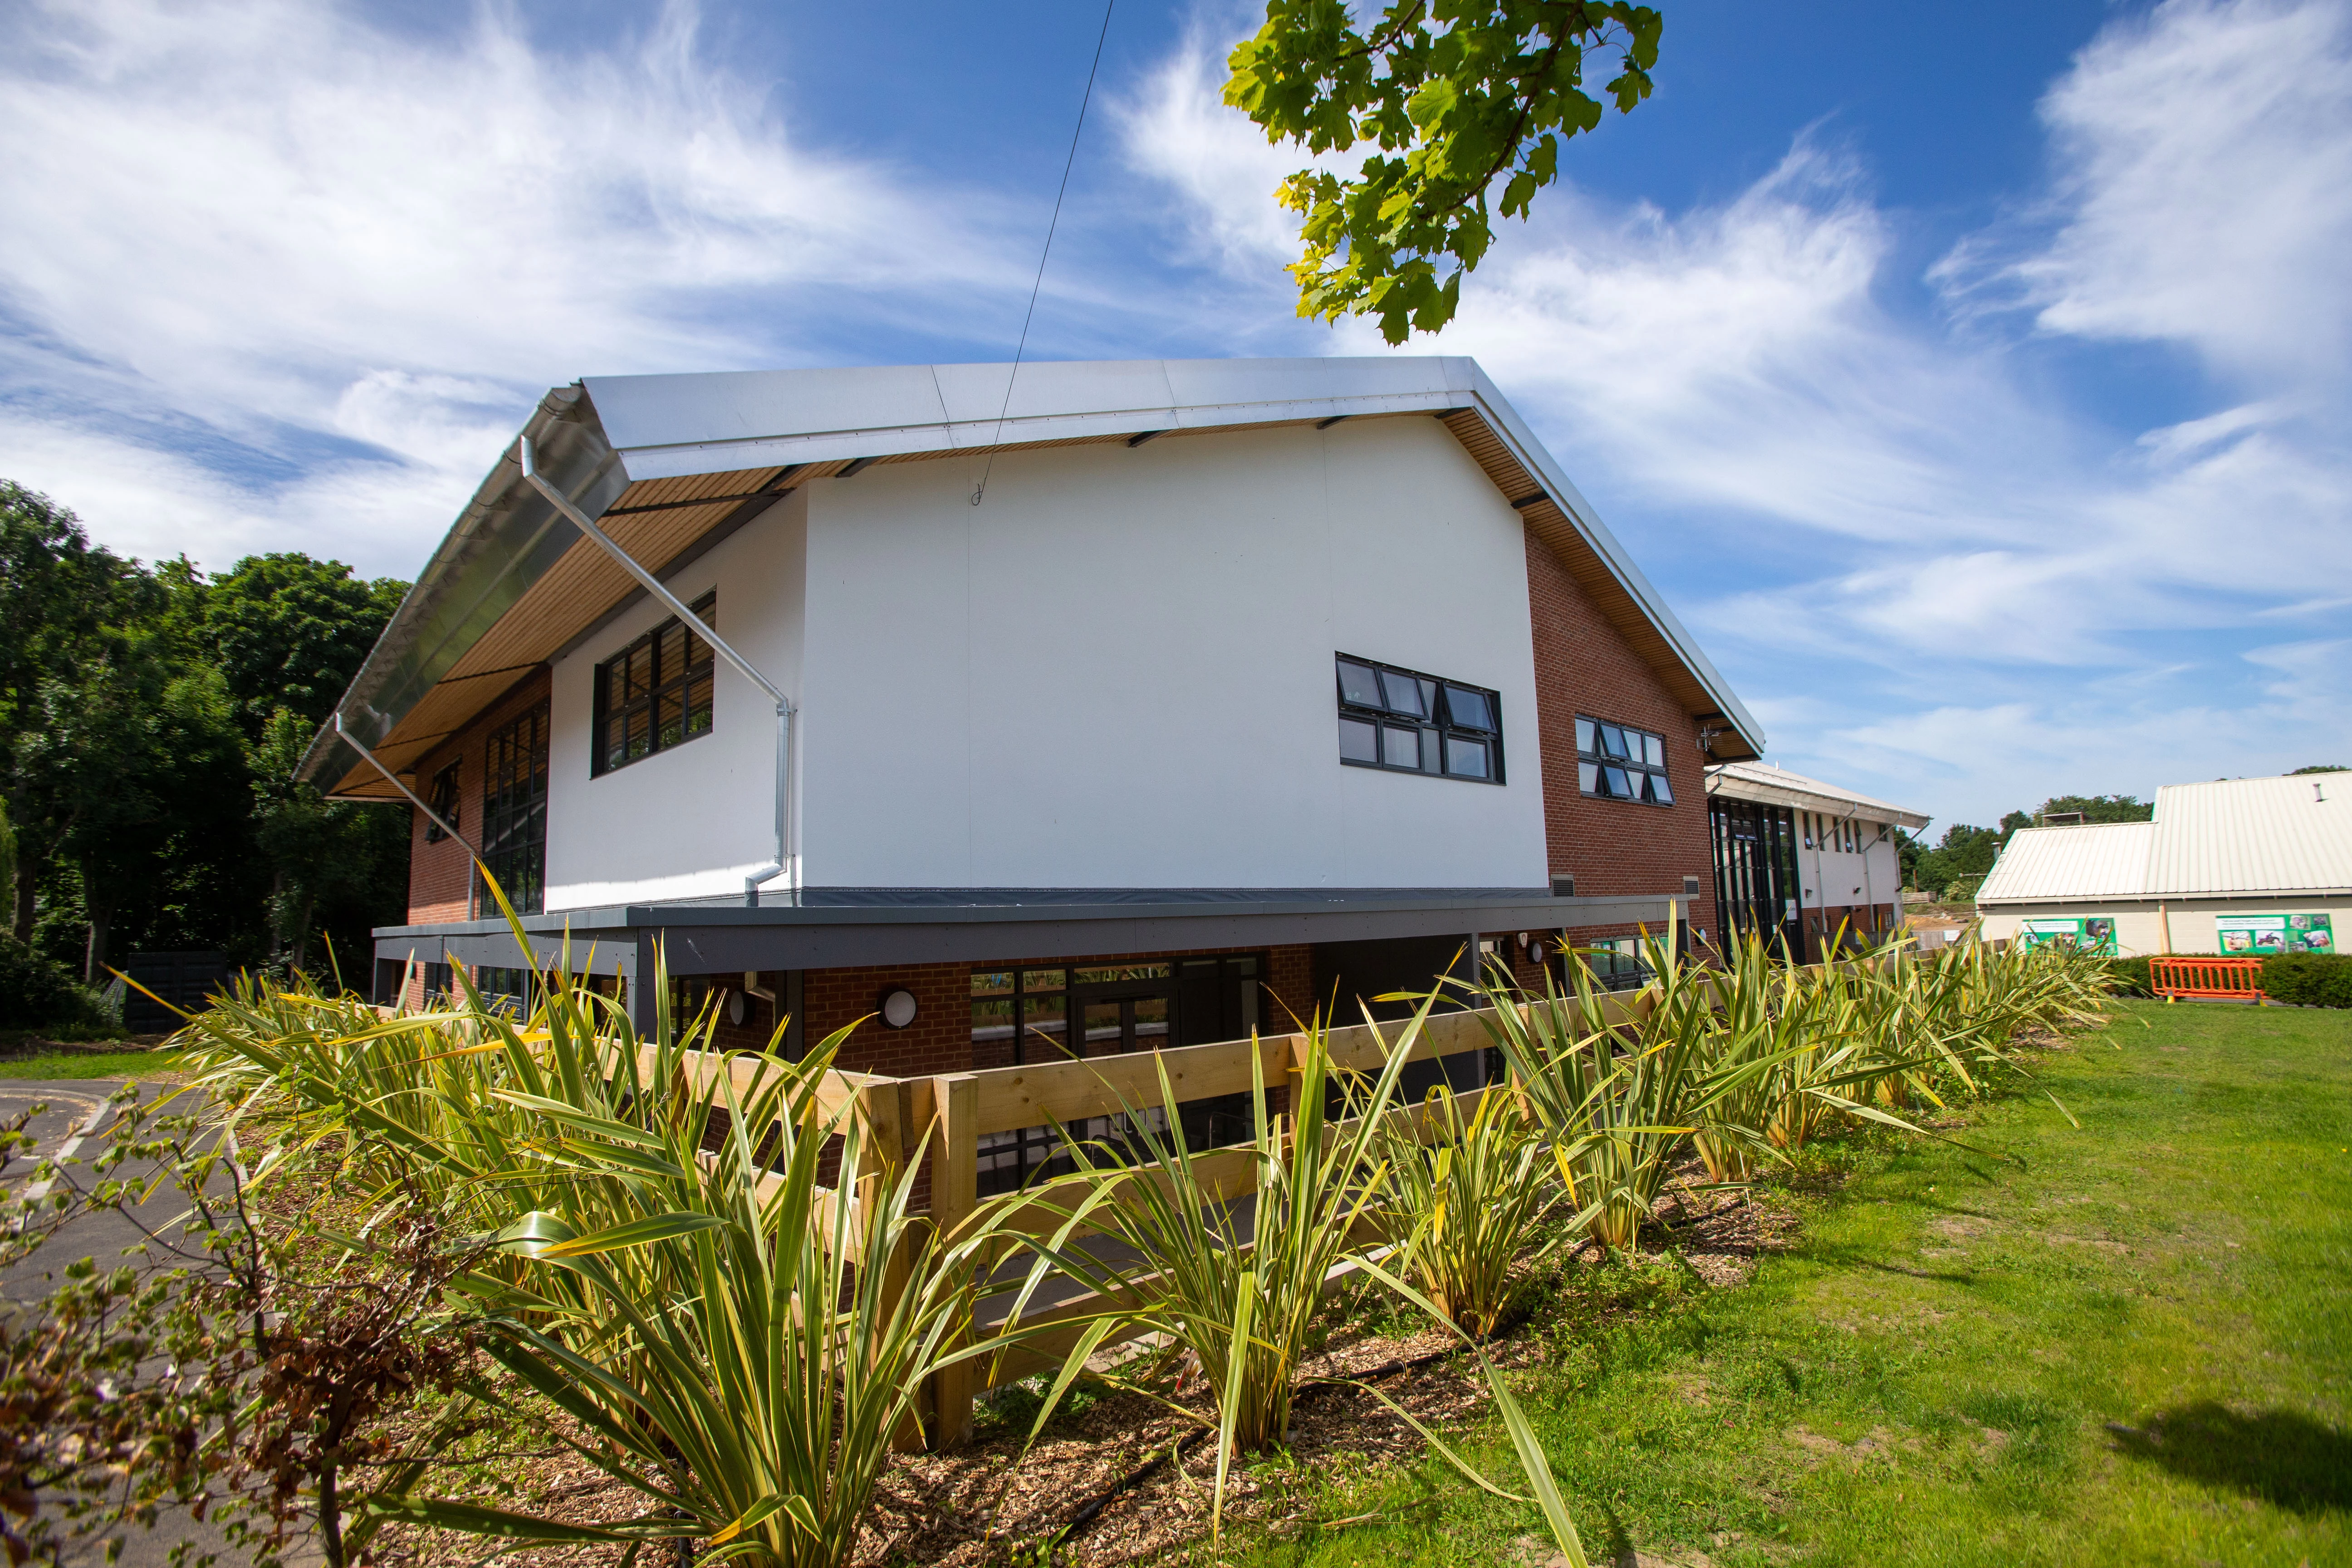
972,0,1116,507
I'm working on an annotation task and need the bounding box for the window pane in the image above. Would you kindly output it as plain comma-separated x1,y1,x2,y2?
657,622,687,682
1378,668,1425,716
1337,660,1382,708
1418,677,1438,716
685,672,714,737
1643,732,1665,768
1601,725,1631,760
972,970,1014,997
1446,735,1490,778
1133,994,1170,1044
656,688,686,749
1338,716,1378,762
1021,969,1067,991
1420,725,1441,772
1579,760,1599,794
1603,765,1635,798
626,643,654,701
1083,1000,1123,1053
1650,770,1676,805
1575,716,1596,755
1444,686,1493,731
1076,964,1169,983
1382,724,1421,769
1022,994,1067,1049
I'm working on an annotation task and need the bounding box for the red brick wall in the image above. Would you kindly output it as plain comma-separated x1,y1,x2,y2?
403,669,554,926
1522,528,1718,948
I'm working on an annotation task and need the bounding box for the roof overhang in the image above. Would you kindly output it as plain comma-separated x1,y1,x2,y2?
1703,766,1929,828
301,356,1765,798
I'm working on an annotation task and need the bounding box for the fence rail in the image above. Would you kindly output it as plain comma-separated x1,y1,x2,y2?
2151,956,2266,1002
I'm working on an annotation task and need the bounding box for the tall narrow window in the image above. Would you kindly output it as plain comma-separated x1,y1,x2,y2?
593,593,716,775
423,761,461,842
480,703,550,915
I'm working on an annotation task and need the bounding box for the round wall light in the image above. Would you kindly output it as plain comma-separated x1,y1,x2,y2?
728,990,747,1027
880,989,918,1029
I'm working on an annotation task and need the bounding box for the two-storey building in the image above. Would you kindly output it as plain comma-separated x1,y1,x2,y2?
302,357,1766,1129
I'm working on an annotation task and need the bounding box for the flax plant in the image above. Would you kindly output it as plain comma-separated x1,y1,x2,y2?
169,891,1025,1566
1371,1077,1563,1336
1007,996,1592,1562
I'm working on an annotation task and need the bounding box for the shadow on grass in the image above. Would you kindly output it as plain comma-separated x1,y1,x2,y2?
2107,1403,2352,1514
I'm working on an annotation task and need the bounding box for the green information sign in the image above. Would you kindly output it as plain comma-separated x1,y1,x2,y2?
2215,913,2335,955
2017,916,2118,956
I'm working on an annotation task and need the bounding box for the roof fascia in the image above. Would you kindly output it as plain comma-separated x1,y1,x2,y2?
1705,769,1930,828
1455,360,1765,758
294,386,622,789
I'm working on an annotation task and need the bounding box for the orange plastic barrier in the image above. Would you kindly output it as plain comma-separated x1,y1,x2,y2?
2151,956,2266,1002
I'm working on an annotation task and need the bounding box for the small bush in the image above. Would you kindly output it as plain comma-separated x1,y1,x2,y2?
2109,956,2154,998
0,936,107,1031
2261,952,2352,1008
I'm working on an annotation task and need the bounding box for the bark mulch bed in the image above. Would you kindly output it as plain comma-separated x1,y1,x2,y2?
363,1177,1798,1568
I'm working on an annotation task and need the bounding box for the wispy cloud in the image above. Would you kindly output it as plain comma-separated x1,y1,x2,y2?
0,0,1019,574
1118,0,2352,824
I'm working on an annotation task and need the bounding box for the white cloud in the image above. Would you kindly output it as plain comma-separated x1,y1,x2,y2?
2014,0,2352,385
1120,0,2352,826
0,0,1019,575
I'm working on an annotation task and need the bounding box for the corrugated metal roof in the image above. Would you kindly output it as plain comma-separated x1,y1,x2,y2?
1975,773,2352,903
1704,762,1930,828
2144,774,2352,896
1978,821,2153,902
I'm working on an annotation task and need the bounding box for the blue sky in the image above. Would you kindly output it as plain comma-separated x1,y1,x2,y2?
2,0,2347,833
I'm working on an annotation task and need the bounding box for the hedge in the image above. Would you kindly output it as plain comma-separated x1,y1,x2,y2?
2261,951,2352,1008
0,936,108,1030
2105,950,2352,1007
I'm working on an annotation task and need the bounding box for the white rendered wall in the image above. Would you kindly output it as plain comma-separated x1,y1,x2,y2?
794,418,1549,889
1797,823,1901,916
543,493,808,911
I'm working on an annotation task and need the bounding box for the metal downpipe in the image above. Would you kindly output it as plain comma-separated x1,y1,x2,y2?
516,438,799,906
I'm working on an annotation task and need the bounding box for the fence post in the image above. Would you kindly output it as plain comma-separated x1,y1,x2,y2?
926,1072,980,1449
851,1078,928,1455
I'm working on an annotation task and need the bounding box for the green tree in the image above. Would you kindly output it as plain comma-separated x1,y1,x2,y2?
2291,764,2347,774
1915,824,2003,897
1225,1,1660,342
2028,793,2153,824
0,483,140,944
250,707,407,976
185,553,407,741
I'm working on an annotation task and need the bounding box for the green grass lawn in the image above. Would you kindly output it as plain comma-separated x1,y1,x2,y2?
1225,1000,2352,1567
0,1045,186,1080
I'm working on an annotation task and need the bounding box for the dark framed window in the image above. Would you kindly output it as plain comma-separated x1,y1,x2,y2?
423,761,461,843
480,702,549,915
1574,715,1674,806
475,966,533,1015
592,593,716,775
1334,654,1503,784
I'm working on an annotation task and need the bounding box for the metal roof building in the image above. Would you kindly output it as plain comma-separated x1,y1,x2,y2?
1978,773,2348,957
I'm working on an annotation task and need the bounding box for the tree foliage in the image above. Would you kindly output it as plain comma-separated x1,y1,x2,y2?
0,478,408,1014
1225,0,1661,342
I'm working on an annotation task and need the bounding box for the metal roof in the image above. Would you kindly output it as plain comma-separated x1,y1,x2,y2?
1704,761,1930,829
297,355,1765,794
1976,821,2154,902
2144,774,2352,897
1977,773,2352,903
